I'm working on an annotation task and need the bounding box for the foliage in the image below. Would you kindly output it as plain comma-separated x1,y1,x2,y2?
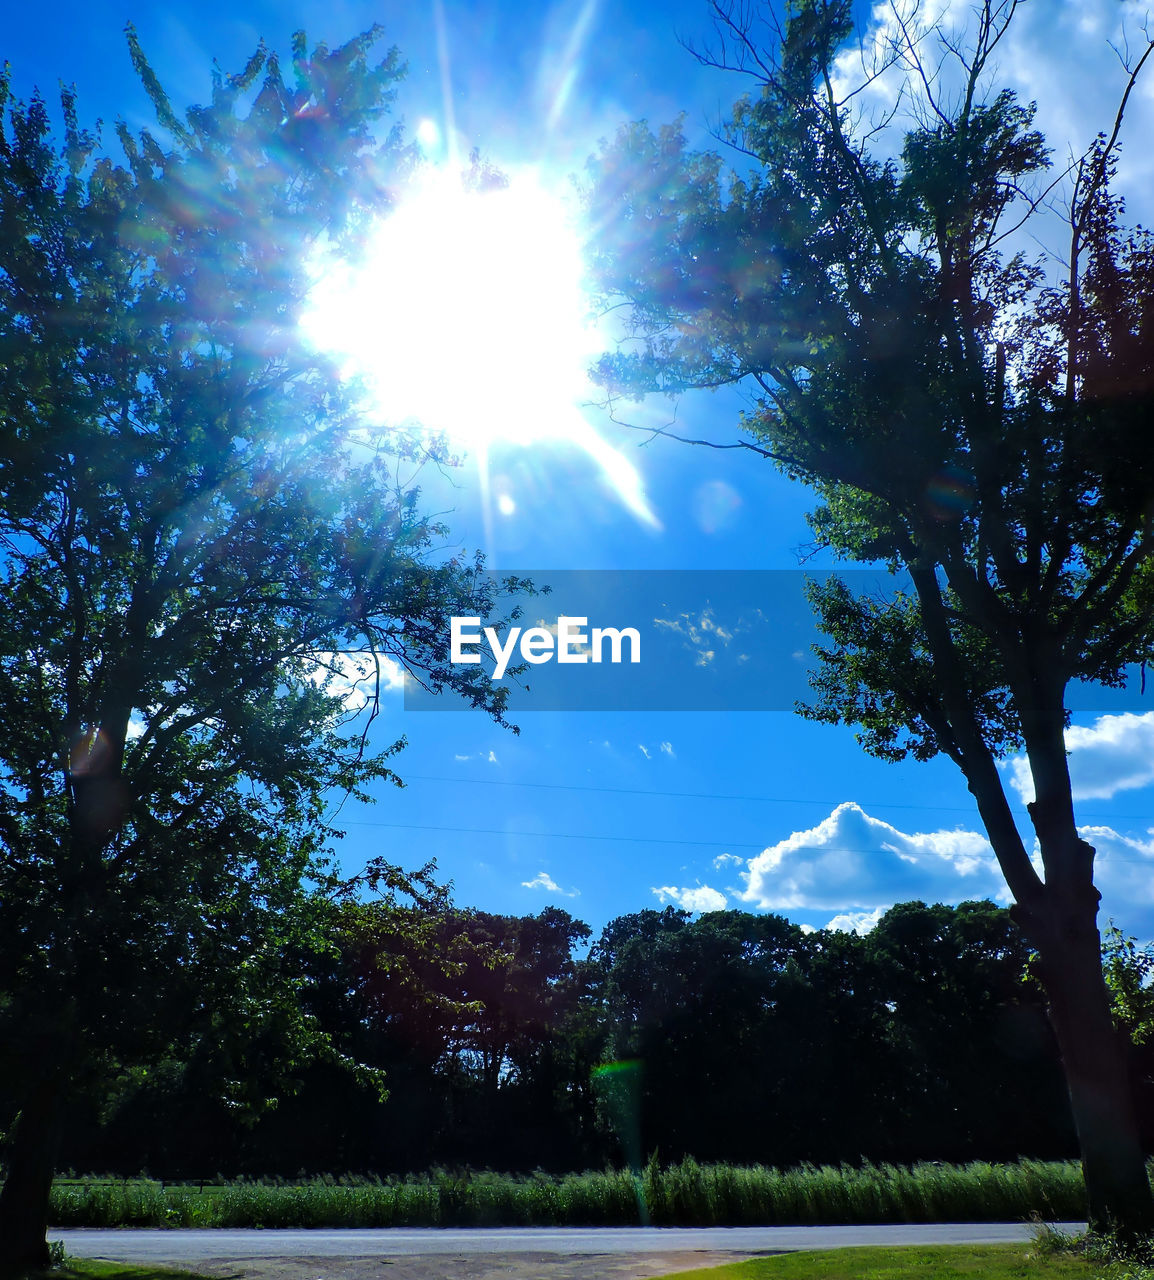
585,3,1154,773
1033,1222,1154,1279
48,899,1086,1176
1103,927,1154,1047
584,0,1154,1232
43,1157,1093,1228
0,23,526,1263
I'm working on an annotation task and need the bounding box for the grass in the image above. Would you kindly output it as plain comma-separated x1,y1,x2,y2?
43,1158,1096,1228
24,1264,205,1280
1030,1223,1154,1280
657,1244,1115,1280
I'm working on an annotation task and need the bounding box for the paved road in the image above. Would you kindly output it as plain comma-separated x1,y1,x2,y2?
55,1222,1086,1262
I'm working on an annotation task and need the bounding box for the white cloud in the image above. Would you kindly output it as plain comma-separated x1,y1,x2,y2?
538,617,593,655
660,741,675,757
1004,712,1154,804
730,800,1154,940
826,907,887,935
652,883,728,912
829,1,1154,270
305,650,404,711
741,802,1002,911
486,750,500,765
454,753,471,762
638,744,652,759
713,852,745,870
522,871,579,897
652,608,739,667
1072,825,1154,924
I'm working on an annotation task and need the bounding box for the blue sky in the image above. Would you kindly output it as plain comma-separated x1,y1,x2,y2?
12,0,1154,938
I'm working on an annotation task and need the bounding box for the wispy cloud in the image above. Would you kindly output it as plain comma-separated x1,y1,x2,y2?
522,871,579,897
652,608,737,667
713,852,744,870
452,749,501,765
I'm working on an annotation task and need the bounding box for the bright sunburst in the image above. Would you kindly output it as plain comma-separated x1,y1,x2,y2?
301,166,657,526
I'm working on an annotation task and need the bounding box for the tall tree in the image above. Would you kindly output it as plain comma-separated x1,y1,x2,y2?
0,27,515,1269
586,0,1154,1234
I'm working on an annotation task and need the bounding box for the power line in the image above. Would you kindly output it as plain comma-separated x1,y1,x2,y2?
397,772,1154,825
341,819,762,850
338,818,1154,862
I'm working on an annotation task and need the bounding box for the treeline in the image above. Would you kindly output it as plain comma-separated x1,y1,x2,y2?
54,899,1154,1177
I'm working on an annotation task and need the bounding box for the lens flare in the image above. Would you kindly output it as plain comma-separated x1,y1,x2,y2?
301,166,657,526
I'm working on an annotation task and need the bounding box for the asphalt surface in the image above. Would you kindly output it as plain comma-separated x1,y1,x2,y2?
55,1222,1086,1262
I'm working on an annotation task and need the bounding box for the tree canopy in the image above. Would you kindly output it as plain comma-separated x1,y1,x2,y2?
0,26,518,1269
585,0,1154,1235
52,897,1094,1179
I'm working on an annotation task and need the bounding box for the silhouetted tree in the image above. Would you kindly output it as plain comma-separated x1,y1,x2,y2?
587,0,1154,1232
0,28,516,1267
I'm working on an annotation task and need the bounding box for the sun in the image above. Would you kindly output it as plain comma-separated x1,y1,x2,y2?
300,164,656,525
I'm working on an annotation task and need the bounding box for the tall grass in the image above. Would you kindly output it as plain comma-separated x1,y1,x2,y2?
46,1158,1093,1229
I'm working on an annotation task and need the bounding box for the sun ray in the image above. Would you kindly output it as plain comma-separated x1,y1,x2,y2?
300,163,658,527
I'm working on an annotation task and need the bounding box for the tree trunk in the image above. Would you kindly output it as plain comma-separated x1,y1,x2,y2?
0,1080,61,1273
1023,891,1154,1239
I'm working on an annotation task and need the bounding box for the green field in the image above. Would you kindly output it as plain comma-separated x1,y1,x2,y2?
46,1158,1092,1228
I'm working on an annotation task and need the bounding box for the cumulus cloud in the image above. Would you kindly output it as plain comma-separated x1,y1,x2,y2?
741,802,1002,911
728,799,1154,938
826,907,887,935
1004,712,1154,804
652,883,728,912
1078,825,1154,923
713,852,745,871
522,871,579,897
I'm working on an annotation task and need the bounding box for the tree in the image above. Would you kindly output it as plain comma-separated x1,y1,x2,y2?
586,0,1154,1235
0,28,517,1269
862,900,1065,1160
351,904,594,1168
589,907,812,1162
